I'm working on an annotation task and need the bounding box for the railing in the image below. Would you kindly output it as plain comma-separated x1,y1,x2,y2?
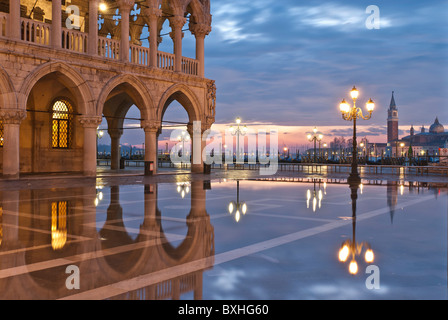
98,36,120,60
62,28,88,53
157,51,175,71
182,57,198,76
0,15,200,76
21,17,51,46
130,44,149,66
0,12,7,37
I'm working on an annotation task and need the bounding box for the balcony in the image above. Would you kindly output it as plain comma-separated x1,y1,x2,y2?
0,12,199,76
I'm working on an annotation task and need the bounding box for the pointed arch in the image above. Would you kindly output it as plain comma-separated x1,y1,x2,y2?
18,62,94,115
0,65,17,110
185,0,208,25
157,83,202,124
96,74,156,122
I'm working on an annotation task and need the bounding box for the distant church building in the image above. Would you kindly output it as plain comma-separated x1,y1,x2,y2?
386,92,448,156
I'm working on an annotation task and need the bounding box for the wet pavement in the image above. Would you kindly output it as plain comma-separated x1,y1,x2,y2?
0,168,446,300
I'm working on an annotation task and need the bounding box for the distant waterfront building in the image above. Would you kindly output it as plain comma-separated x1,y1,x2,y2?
385,91,448,156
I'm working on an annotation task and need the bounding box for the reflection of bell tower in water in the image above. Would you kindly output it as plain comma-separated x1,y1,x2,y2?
387,181,398,223
387,91,399,143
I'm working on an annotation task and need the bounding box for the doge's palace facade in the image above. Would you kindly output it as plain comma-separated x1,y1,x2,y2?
0,0,215,178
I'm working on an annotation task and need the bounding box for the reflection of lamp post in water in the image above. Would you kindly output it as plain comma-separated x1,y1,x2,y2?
228,180,247,222
176,182,190,199
338,181,375,275
306,179,326,212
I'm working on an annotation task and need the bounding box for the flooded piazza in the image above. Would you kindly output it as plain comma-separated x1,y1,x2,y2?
0,172,446,300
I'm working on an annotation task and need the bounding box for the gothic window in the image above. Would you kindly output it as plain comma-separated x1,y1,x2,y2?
51,201,68,250
51,99,74,149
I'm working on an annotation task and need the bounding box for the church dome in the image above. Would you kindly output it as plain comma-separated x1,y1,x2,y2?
429,117,444,134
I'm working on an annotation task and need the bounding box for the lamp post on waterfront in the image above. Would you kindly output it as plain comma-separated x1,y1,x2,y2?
177,130,190,164
307,127,323,163
97,128,104,158
230,117,248,163
339,86,375,184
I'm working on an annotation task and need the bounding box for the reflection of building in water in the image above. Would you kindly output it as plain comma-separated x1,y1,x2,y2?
387,181,398,224
0,181,214,300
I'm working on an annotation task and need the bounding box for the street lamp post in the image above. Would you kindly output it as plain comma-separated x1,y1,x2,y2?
307,127,323,163
96,128,104,159
339,86,375,184
177,131,190,165
230,117,248,163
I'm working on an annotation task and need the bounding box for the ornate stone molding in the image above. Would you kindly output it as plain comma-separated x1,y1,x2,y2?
143,7,162,19
207,80,216,119
190,23,212,38
78,116,103,129
108,128,124,139
117,0,136,11
0,109,27,125
169,15,187,31
187,121,211,136
141,120,161,133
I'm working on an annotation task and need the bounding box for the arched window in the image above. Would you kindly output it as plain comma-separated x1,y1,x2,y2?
51,99,73,149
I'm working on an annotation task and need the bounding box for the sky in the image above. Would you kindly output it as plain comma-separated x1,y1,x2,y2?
104,0,448,152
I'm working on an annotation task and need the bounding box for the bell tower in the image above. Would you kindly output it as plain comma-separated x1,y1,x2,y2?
387,91,399,143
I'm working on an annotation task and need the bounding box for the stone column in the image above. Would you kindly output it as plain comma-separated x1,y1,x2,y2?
144,7,162,68
169,16,186,73
188,121,208,173
142,121,161,175
51,0,62,48
79,116,102,177
118,0,135,63
9,0,21,40
88,0,99,55
190,23,211,78
108,128,123,170
0,110,26,179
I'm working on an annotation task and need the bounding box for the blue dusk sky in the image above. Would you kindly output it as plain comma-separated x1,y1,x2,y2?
109,0,448,149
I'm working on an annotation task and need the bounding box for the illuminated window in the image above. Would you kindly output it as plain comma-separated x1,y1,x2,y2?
51,201,68,250
52,99,73,149
0,121,3,147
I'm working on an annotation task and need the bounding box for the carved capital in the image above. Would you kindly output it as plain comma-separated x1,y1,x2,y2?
143,7,162,19
78,116,103,129
117,0,135,11
169,15,187,31
190,23,212,38
142,120,161,133
187,121,209,136
108,128,124,139
0,109,27,125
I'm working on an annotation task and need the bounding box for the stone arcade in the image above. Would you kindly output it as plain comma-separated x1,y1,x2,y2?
0,0,215,178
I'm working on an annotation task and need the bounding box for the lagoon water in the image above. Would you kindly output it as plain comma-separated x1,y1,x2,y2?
0,177,446,300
